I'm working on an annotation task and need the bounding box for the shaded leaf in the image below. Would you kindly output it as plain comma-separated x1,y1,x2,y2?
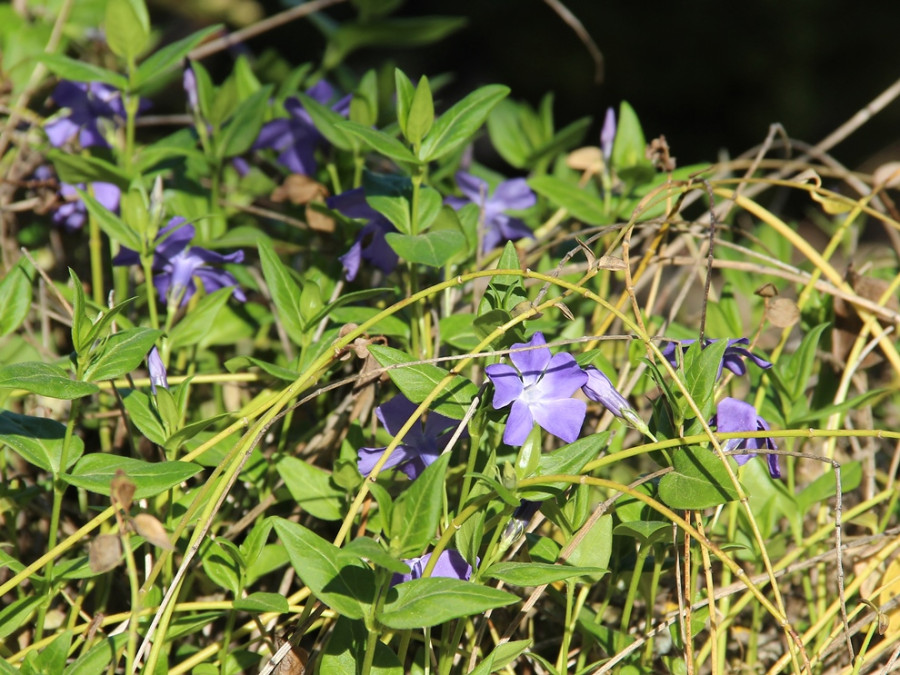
380,577,517,629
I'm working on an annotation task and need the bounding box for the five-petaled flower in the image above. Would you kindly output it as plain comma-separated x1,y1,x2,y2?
35,166,121,231
328,188,398,281
113,217,246,307
661,337,772,379
710,397,780,478
252,81,351,176
485,332,587,446
391,549,473,586
45,81,131,148
445,171,536,252
357,394,463,480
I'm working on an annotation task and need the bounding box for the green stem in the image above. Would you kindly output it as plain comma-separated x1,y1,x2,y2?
618,542,653,652
140,253,160,330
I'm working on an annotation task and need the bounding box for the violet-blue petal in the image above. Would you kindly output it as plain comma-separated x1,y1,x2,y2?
529,397,586,444
508,332,552,385
535,352,587,399
582,366,630,417
503,399,536,446
455,171,489,202
492,178,537,211
600,107,616,160
391,550,473,586
194,267,246,302
147,347,168,395
485,363,524,409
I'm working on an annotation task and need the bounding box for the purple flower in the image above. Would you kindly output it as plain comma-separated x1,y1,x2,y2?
581,365,652,436
183,66,199,112
253,81,351,175
600,107,616,161
500,499,541,547
710,397,780,478
357,395,463,480
113,217,245,306
446,172,536,252
661,338,772,379
391,550,473,586
485,332,587,446
53,181,121,231
147,347,168,395
44,81,128,148
328,188,398,281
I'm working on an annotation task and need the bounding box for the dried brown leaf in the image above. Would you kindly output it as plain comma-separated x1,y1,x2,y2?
131,513,175,550
766,297,800,328
89,534,123,573
110,469,135,511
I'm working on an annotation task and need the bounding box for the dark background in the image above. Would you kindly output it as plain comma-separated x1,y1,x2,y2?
238,0,900,172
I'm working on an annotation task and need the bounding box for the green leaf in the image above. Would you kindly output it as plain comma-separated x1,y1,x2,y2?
468,640,533,675
258,241,306,346
0,596,42,640
613,520,671,545
62,454,201,498
133,26,221,92
200,539,242,596
273,518,375,620
120,389,167,445
0,362,98,399
339,120,421,166
344,537,410,575
225,356,297,381
168,287,233,350
349,69,378,127
81,297,135,348
565,513,612,575
419,84,510,162
385,230,466,267
778,322,830,403
73,187,141,250
40,54,127,89
520,432,610,500
296,92,356,151
684,339,730,417
105,0,150,61
439,314,480,351
84,327,163,382
796,461,862,512
0,411,84,473
233,592,289,613
217,86,271,159
658,446,740,509
528,175,607,225
362,171,412,234
367,344,478,420
320,615,403,675
46,150,128,188
612,100,648,170
63,635,128,675
393,454,450,556
380,577,517,629
405,75,434,147
0,260,33,337
277,456,345,521
485,561,606,586
394,69,415,137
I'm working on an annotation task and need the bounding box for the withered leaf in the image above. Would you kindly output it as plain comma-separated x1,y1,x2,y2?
89,534,123,573
131,513,175,551
766,297,800,328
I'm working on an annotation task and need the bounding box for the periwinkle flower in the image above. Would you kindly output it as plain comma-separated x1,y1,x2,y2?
500,499,541,548
183,65,199,112
485,332,587,446
113,217,245,307
391,549,473,586
253,81,351,175
581,365,651,436
600,107,617,161
445,172,536,252
357,394,463,480
53,181,121,231
147,347,168,395
710,397,780,479
328,188,398,281
661,337,772,379
45,80,129,148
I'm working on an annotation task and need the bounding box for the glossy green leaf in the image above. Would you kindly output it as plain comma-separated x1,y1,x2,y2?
133,25,221,92
233,592,289,613
0,261,33,338
339,120,420,166
105,0,150,61
46,151,128,188
394,69,415,136
319,615,403,675
520,432,610,500
62,454,201,498
612,100,648,170
0,411,84,473
120,389,167,445
362,171,412,234
405,75,434,147
419,84,509,162
385,230,466,267
278,456,345,521
296,92,356,151
0,362,98,399
168,287,234,350
40,54,127,89
393,454,450,556
73,187,141,250
258,241,306,346
63,635,128,675
0,596,42,640
217,86,271,158
344,537,410,575
380,577,517,629
528,175,606,225
613,520,671,545
84,327,163,382
367,344,478,420
201,539,242,596
225,356,297,381
658,446,740,509
485,561,606,586
273,518,375,620
468,640,533,675
565,513,612,575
